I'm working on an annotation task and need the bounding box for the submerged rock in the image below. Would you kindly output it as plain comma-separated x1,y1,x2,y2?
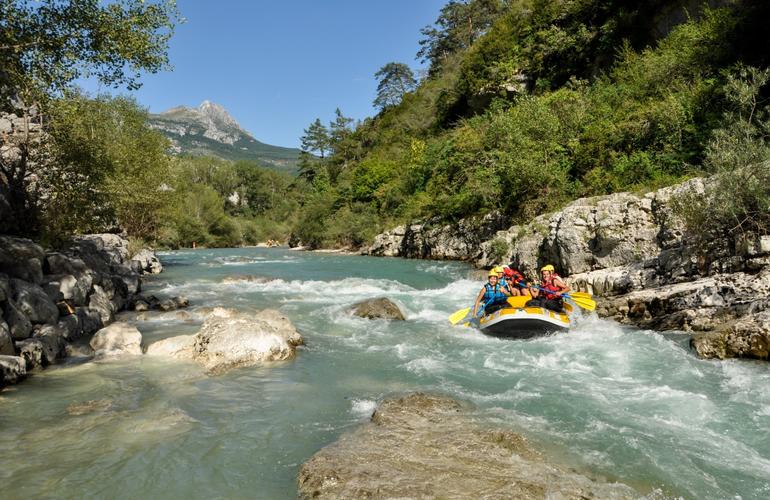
145,335,195,358
66,399,113,416
298,393,637,499
221,274,270,284
90,323,143,358
349,297,405,321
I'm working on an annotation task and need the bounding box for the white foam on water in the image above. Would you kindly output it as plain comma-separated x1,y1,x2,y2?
404,357,446,375
350,399,377,420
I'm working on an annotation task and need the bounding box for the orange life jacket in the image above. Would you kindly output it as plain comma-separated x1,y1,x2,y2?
541,273,563,300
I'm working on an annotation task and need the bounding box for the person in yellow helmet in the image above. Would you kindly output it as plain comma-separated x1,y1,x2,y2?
526,264,569,312
472,268,512,317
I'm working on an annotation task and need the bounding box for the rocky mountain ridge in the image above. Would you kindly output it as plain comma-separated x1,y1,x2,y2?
148,101,301,173
364,177,770,361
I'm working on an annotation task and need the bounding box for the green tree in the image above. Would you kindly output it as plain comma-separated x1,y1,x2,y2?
300,118,330,158
0,0,180,237
417,0,506,74
374,62,417,110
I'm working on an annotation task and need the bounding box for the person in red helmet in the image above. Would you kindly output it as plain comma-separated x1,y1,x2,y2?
503,265,529,297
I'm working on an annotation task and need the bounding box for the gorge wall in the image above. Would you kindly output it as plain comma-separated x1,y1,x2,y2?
366,178,770,360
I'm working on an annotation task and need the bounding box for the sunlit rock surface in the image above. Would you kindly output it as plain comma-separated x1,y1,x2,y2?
147,308,304,375
298,393,638,499
90,323,143,359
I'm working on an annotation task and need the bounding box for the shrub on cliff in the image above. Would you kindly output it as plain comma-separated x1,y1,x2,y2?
677,66,770,238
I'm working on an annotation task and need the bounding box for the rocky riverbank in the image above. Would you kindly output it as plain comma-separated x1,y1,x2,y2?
0,233,165,387
366,177,770,361
298,393,638,499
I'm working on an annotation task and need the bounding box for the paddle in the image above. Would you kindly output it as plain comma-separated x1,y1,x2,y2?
448,307,472,325
516,282,596,312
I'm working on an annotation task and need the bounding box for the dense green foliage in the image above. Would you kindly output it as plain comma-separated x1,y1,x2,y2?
0,0,179,238
282,0,770,249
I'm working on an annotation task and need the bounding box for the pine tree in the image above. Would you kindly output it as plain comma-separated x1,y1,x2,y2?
300,118,330,158
373,63,417,111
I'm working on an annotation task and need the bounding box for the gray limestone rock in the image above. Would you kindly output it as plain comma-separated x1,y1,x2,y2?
88,285,115,324
90,322,143,359
76,307,103,336
0,235,45,284
43,273,92,306
3,299,32,340
349,297,406,321
145,335,195,358
151,309,304,375
131,248,163,274
298,393,637,499
43,252,88,277
0,320,15,355
0,355,26,386
10,279,59,325
15,338,45,369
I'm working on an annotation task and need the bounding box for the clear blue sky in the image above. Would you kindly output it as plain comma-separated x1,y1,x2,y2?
83,0,447,148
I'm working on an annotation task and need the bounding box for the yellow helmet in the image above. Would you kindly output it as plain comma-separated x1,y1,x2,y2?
493,266,504,274
541,264,555,272
487,269,498,277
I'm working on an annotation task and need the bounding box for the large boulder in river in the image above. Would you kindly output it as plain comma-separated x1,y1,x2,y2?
298,393,637,499
90,322,143,358
148,308,304,375
191,309,304,375
349,297,405,321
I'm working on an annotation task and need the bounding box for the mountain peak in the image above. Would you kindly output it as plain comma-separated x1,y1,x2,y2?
148,100,301,174
197,100,243,134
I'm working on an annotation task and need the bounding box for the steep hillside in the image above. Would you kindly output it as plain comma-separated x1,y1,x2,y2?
149,101,301,174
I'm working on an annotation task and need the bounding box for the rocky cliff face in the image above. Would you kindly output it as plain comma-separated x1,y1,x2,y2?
366,177,770,361
0,234,163,387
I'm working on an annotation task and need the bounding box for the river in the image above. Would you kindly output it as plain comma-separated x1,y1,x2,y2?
1,247,769,499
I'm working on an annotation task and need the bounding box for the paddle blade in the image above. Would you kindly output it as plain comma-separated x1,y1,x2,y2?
566,295,596,312
567,291,593,300
449,307,471,325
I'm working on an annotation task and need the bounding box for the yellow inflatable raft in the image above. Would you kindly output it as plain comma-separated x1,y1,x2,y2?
477,296,570,339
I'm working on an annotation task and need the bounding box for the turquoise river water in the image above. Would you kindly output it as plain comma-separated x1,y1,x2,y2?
1,248,769,499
